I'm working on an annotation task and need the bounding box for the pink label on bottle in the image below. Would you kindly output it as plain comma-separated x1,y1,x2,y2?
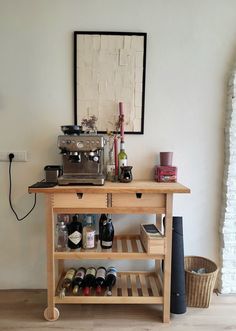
86,231,95,248
75,269,85,279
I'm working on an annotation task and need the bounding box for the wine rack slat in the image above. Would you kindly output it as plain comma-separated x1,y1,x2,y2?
55,272,163,305
149,276,160,296
54,235,165,260
131,238,139,253
130,274,138,296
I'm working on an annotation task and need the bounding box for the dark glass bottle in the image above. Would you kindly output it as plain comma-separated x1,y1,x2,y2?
99,214,108,240
101,214,114,249
82,267,96,296
59,268,76,298
72,267,86,295
105,266,117,296
95,266,106,295
67,215,82,250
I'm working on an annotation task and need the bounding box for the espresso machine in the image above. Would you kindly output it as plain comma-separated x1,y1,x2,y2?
57,125,105,185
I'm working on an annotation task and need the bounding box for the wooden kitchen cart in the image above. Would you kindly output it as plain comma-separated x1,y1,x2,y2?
28,181,190,323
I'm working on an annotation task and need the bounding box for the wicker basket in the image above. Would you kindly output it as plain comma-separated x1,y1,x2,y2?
184,256,219,308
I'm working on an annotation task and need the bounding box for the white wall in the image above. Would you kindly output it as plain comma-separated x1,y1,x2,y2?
0,0,236,288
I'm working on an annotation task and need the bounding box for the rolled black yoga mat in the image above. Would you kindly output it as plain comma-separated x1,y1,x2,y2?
163,216,186,314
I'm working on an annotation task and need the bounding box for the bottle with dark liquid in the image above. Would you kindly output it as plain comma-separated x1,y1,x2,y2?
95,266,106,295
101,214,114,249
82,267,96,296
99,214,107,240
105,266,117,296
67,215,82,250
59,268,76,298
72,267,86,295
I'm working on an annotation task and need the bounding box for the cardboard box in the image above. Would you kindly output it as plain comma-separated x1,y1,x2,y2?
140,223,164,254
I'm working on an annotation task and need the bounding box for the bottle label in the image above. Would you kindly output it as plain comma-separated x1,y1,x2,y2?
65,269,75,281
86,268,96,277
86,230,95,248
119,159,128,167
106,267,117,277
96,268,106,279
102,240,112,247
75,269,85,279
68,231,82,245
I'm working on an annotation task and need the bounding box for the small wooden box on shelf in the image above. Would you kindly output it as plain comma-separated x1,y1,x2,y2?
140,223,164,254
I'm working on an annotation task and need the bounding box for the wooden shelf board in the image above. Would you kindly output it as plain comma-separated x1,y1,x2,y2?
54,235,165,260
53,207,166,214
54,296,163,304
55,272,163,305
28,180,190,194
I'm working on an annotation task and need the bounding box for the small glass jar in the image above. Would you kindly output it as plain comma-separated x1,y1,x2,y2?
56,221,68,251
119,166,133,183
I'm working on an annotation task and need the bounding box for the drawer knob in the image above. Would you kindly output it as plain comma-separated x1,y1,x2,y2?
76,193,83,199
136,193,142,199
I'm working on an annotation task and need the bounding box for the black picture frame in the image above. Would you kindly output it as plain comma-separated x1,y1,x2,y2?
74,31,147,134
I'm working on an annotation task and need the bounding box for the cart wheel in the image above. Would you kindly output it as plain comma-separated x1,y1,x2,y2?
44,307,60,321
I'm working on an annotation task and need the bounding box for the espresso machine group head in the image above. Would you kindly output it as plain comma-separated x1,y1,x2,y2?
57,126,105,185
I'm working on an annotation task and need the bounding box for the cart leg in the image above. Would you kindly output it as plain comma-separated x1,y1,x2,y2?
163,193,173,323
45,195,57,321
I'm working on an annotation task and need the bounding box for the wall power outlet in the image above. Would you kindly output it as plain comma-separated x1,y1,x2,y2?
0,151,28,162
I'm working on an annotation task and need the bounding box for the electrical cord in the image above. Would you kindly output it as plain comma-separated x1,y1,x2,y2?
8,153,37,221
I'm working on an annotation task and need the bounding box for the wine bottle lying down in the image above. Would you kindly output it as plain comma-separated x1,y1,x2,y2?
105,266,117,296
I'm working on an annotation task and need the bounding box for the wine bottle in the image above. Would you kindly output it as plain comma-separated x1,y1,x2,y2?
67,215,82,250
72,267,86,295
118,141,127,176
82,267,96,296
99,214,107,240
101,214,114,249
59,268,76,298
95,266,106,295
105,266,117,296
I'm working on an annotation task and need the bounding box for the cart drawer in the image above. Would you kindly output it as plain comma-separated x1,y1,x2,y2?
112,193,165,208
52,193,107,208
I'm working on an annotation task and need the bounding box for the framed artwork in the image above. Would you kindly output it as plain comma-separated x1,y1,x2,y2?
74,31,147,134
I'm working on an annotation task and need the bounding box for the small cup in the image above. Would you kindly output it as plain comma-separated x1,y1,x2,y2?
160,152,173,166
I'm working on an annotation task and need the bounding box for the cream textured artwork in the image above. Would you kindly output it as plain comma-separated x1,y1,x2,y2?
75,33,146,133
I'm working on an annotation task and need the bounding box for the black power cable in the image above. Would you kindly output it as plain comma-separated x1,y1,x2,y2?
8,153,37,221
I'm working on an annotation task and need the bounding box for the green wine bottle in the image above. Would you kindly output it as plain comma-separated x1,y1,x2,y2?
118,141,128,176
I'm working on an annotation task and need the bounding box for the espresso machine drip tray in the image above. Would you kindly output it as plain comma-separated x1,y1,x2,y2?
58,174,105,186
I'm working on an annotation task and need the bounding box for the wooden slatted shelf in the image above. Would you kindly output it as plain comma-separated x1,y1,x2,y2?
54,235,165,260
55,271,163,304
